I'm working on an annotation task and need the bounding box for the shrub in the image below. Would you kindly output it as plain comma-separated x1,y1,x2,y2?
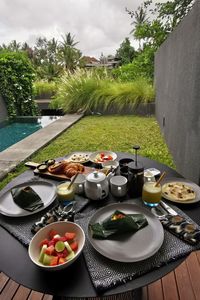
33,81,57,99
50,69,155,113
0,51,37,117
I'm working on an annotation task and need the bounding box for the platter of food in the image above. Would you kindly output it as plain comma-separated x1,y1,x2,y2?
25,160,95,181
161,178,200,204
89,151,117,164
0,180,56,217
88,203,164,262
65,152,91,164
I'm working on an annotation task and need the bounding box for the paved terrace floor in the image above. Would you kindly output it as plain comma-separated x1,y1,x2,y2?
0,114,83,180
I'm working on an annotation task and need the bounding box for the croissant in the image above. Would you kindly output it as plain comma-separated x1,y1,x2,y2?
64,163,85,178
64,168,78,178
48,161,69,174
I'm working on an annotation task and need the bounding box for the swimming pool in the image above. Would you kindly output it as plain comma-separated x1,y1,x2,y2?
0,116,61,152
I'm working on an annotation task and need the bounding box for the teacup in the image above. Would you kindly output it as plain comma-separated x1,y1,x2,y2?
71,173,86,195
110,175,128,198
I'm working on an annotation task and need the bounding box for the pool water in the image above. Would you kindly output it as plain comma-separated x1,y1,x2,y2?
0,116,60,152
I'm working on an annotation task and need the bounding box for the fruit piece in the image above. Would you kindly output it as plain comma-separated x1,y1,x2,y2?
39,239,49,248
45,245,55,256
49,229,58,240
50,256,59,266
65,232,76,241
70,241,78,252
66,251,75,261
39,244,47,263
43,254,54,265
58,257,66,265
59,236,67,242
55,241,65,252
64,241,72,253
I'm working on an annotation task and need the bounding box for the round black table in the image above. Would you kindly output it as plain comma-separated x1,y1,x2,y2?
0,152,200,298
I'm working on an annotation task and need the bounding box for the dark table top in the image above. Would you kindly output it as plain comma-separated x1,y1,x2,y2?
1,152,200,298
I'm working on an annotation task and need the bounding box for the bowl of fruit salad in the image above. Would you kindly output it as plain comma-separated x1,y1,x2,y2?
28,221,85,271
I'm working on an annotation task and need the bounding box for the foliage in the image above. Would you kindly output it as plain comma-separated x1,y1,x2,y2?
112,46,155,81
0,51,38,117
33,81,57,99
0,115,175,191
115,38,136,65
51,69,154,113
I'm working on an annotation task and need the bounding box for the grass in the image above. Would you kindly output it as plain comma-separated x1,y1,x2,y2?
0,115,175,191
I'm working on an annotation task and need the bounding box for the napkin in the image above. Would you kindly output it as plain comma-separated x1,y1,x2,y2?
11,186,44,212
89,210,148,239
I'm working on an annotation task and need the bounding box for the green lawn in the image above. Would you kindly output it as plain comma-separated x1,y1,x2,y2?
0,115,175,190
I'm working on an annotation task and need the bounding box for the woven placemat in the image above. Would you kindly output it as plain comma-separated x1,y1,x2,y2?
75,199,200,293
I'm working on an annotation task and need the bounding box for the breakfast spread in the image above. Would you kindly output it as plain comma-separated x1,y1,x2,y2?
162,182,196,201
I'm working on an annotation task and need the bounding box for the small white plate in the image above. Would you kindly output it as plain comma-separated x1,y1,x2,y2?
0,180,56,217
88,203,164,262
89,151,117,164
65,152,91,164
161,178,200,204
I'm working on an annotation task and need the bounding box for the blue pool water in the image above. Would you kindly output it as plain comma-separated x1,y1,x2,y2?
0,116,60,152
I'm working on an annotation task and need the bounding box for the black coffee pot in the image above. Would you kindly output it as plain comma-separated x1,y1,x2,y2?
127,146,144,197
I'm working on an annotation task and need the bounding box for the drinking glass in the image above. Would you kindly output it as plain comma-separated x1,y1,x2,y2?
142,178,162,207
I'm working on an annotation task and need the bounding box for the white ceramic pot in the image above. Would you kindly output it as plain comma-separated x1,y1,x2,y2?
85,171,109,200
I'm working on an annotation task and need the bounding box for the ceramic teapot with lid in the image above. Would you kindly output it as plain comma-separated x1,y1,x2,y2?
85,171,109,200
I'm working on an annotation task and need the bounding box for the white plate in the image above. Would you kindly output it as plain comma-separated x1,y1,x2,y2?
88,203,164,262
89,151,117,164
0,180,56,217
65,152,91,164
161,178,200,204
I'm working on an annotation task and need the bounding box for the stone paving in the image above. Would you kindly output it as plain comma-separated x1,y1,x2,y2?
0,114,83,180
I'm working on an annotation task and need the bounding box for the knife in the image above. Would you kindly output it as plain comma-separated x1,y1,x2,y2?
160,200,178,216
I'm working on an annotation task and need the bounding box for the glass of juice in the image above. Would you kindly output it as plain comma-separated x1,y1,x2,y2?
57,182,75,205
142,181,162,207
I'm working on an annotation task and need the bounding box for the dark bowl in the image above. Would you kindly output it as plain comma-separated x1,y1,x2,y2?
119,158,134,168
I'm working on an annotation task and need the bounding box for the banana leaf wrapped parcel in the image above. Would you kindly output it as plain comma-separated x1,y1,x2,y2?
89,210,148,239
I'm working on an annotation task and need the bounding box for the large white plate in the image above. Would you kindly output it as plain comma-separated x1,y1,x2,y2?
89,151,117,164
0,180,56,217
88,203,164,262
161,177,200,204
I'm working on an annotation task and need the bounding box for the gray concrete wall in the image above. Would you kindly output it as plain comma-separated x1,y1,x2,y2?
0,95,8,123
155,1,200,184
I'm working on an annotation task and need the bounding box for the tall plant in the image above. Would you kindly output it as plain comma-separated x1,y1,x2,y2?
0,51,37,117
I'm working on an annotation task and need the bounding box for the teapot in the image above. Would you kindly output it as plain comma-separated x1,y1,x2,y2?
85,171,109,200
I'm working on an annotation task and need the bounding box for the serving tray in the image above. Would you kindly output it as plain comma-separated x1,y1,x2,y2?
25,161,96,181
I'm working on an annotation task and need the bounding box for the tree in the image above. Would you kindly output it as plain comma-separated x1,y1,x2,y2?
59,33,82,71
115,38,135,65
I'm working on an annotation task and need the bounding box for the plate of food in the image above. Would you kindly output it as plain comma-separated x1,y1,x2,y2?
161,178,200,204
88,203,164,262
89,151,117,164
0,180,57,217
65,152,91,164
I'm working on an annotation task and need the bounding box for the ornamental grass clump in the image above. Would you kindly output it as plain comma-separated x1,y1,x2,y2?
51,69,155,114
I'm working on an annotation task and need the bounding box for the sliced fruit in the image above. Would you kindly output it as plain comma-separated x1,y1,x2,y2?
39,244,48,263
64,241,72,253
45,245,55,256
65,232,76,241
49,229,58,240
70,241,78,252
43,254,54,265
50,256,59,266
66,251,75,261
55,241,65,252
58,257,66,265
39,238,49,248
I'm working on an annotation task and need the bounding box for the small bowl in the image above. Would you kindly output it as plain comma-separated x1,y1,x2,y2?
28,221,85,271
102,160,119,170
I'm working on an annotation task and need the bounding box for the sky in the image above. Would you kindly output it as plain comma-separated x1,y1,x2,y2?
0,0,149,59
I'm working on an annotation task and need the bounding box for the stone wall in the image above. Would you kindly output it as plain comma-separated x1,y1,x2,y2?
155,1,200,184
0,95,8,123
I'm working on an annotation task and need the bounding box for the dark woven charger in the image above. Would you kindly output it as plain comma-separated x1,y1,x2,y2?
0,173,200,293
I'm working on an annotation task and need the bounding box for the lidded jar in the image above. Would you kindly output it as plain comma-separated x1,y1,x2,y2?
85,171,109,200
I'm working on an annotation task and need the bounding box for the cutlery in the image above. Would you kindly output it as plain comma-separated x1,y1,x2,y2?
160,200,178,216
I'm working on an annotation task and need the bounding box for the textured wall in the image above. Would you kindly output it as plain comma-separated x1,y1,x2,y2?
155,1,200,185
0,95,8,123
